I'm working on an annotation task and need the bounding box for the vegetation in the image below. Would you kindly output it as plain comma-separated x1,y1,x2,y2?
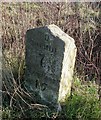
1,2,101,120
66,76,101,119
2,76,101,119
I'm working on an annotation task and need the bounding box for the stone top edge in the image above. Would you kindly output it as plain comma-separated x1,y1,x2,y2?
26,24,75,44
47,24,75,43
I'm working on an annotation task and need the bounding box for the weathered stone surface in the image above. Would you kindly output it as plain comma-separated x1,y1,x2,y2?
25,24,77,108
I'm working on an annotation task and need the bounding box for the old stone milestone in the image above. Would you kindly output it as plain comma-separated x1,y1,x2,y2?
25,24,77,108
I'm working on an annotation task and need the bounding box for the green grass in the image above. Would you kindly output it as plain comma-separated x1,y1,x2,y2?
65,77,101,120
